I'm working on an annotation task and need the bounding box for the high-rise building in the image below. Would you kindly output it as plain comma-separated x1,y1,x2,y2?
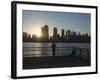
85,33,88,37
41,25,49,40
66,31,68,40
52,27,58,41
61,29,65,38
53,27,57,36
66,30,71,40
23,32,28,39
78,32,81,36
28,34,31,39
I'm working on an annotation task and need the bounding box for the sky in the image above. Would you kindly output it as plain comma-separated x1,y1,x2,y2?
22,10,90,37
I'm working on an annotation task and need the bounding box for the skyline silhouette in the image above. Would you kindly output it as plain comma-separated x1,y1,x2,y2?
23,24,90,43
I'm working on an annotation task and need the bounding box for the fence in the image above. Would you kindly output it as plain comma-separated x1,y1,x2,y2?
23,47,90,59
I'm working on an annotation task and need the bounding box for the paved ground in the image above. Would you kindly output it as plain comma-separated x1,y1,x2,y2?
23,55,90,69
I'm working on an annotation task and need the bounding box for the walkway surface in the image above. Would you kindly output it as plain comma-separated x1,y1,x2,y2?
23,55,90,69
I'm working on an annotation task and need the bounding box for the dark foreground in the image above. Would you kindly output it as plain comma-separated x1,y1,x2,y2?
23,55,90,69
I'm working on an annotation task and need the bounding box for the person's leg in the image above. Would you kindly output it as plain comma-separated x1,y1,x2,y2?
52,50,54,56
54,49,55,56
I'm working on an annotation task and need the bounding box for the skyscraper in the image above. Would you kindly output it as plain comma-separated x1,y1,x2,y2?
66,31,68,40
53,27,57,36
41,25,49,41
52,27,58,41
61,29,65,39
66,30,71,40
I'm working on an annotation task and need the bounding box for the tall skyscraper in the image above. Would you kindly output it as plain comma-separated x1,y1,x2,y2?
78,32,81,36
41,25,49,40
66,30,71,40
61,29,65,38
52,27,58,41
66,31,68,40
53,27,57,36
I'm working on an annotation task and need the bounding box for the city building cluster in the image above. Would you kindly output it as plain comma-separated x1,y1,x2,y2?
23,25,90,43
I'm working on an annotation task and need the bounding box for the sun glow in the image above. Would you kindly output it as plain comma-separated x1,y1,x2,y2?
32,25,41,37
26,20,45,37
33,32,41,37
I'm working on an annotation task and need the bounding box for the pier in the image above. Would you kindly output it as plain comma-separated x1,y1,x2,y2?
23,47,90,69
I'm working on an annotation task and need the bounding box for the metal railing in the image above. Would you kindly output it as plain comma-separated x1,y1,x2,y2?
23,47,90,59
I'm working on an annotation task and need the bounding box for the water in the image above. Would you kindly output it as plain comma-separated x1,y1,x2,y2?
23,42,90,57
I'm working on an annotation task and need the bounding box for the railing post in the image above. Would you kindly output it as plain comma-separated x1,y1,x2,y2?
80,48,81,58
74,47,76,56
58,48,59,56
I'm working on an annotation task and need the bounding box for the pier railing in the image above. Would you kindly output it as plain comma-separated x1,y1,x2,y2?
23,47,90,59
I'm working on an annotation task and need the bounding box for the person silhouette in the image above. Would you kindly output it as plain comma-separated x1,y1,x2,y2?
51,42,56,56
